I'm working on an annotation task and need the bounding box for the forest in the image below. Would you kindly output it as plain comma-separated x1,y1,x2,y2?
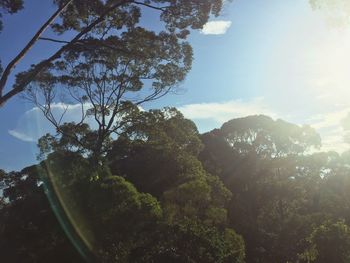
2,110,350,263
1,0,350,262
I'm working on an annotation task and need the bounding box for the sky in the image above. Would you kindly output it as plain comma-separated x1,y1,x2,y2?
2,0,350,171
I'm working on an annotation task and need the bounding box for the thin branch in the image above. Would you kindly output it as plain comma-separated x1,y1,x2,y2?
58,104,69,125
39,37,71,44
104,60,131,132
133,1,168,11
0,0,73,97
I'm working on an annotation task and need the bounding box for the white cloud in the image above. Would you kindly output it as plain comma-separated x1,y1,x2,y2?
308,109,349,130
8,103,94,143
8,102,143,143
11,98,274,143
10,98,350,154
306,109,350,152
179,98,350,153
179,97,277,126
8,130,36,142
200,20,232,35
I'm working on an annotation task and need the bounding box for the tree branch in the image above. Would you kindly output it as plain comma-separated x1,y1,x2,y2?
39,37,71,44
0,0,73,98
133,1,168,11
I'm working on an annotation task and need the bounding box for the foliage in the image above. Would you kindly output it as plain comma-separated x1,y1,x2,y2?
163,175,231,227
5,112,350,262
300,220,350,263
1,107,249,262
107,107,205,196
133,220,245,263
88,175,163,262
0,0,225,106
0,0,23,32
0,166,84,263
219,115,321,158
199,115,350,263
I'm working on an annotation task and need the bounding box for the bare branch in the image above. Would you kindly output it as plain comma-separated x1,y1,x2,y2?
39,37,71,44
133,1,168,11
57,104,69,125
104,60,131,132
0,0,73,98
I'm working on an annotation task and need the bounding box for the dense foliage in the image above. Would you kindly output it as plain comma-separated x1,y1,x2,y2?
2,110,350,262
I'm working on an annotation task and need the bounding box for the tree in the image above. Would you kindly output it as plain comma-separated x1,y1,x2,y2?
104,107,246,262
21,0,227,161
219,115,321,158
198,115,323,263
163,175,232,227
27,23,193,160
33,149,164,261
132,220,245,263
34,106,246,262
107,107,204,196
300,220,350,263
0,0,225,107
86,175,163,262
11,112,350,262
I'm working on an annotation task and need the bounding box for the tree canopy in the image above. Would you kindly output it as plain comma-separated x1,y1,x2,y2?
3,111,350,262
0,0,225,106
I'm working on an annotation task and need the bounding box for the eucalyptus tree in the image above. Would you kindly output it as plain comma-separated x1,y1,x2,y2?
16,0,227,162
29,26,193,161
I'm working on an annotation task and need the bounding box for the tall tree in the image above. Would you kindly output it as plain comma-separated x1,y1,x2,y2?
27,24,193,161
199,115,323,263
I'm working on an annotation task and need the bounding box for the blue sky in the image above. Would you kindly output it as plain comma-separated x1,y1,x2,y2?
2,0,350,171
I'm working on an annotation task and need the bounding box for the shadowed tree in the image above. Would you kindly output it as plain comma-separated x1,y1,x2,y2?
199,115,323,263
0,166,84,263
107,107,204,196
34,106,247,262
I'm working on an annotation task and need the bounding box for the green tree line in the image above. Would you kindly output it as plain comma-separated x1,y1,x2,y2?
2,109,350,262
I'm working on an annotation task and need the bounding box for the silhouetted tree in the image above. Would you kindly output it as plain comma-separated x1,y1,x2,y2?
0,0,225,106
